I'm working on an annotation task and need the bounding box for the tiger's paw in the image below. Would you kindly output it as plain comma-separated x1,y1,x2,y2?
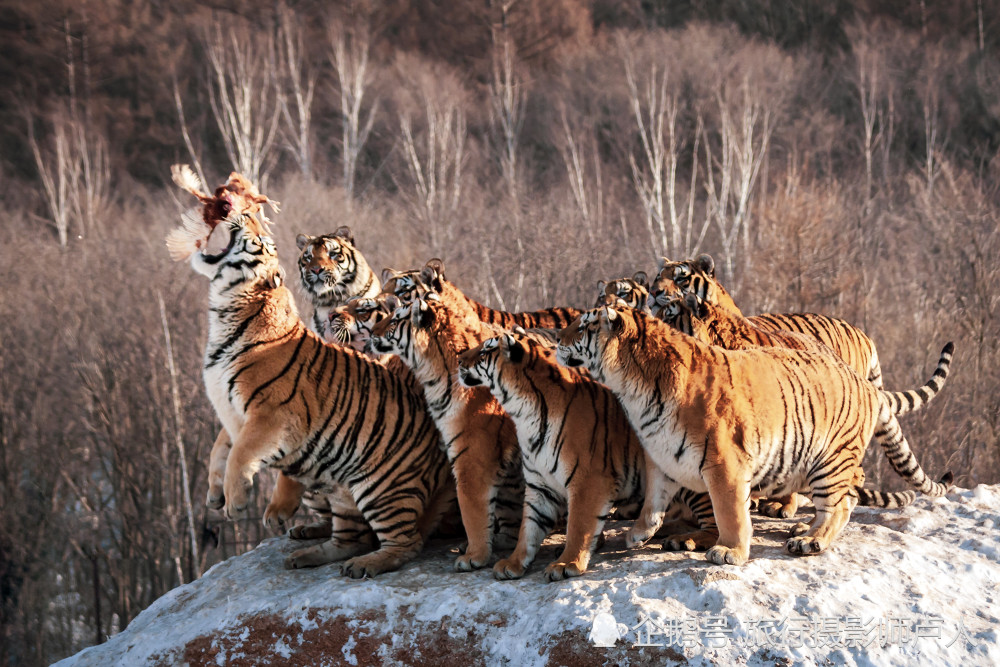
206,488,225,510
785,536,826,556
625,524,657,549
705,545,748,566
759,500,797,519
289,521,333,540
787,522,810,538
454,548,490,572
263,498,299,532
662,529,717,552
222,477,252,519
341,553,391,579
493,558,526,580
544,561,584,582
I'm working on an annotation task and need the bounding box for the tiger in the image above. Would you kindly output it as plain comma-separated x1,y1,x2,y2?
556,304,953,565
168,169,455,578
296,226,380,335
456,331,664,580
650,253,885,389
656,291,954,507
595,272,651,313
382,259,580,330
369,291,525,572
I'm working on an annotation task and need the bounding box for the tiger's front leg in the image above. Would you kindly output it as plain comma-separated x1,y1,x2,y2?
206,428,232,509
701,445,753,566
545,489,614,581
222,413,287,520
493,485,559,580
263,474,303,530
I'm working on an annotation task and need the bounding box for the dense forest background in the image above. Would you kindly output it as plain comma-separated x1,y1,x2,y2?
2,1,999,664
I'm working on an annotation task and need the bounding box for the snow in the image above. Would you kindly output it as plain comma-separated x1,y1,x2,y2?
56,486,1000,666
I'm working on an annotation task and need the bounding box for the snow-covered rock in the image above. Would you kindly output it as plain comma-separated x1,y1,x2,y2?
56,486,1000,666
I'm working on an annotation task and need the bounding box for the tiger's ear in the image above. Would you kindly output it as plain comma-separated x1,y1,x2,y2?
596,279,607,294
601,306,624,333
333,226,355,245
657,257,671,272
412,298,434,329
420,261,444,292
632,271,648,288
500,333,525,363
296,233,313,250
381,267,400,283
425,258,446,279
694,254,715,277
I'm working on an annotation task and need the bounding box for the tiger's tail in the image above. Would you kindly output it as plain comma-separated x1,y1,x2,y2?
855,472,954,508
880,342,954,416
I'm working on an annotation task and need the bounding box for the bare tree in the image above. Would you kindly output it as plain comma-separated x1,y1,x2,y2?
330,18,378,198
202,20,282,186
276,5,317,179
701,79,775,284
488,30,528,308
556,104,604,244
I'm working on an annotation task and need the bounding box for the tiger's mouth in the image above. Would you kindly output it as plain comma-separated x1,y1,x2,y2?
201,221,236,264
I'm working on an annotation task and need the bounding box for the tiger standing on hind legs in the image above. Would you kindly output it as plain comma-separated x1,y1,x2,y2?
557,304,953,565
166,166,454,577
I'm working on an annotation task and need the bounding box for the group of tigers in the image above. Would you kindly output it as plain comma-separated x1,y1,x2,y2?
168,167,954,581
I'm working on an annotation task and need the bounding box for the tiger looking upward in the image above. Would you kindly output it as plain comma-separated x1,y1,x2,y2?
369,287,525,572
167,167,454,577
651,254,884,389
557,305,953,565
382,259,580,331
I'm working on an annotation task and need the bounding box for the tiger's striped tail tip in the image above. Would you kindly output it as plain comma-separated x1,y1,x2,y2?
856,487,917,509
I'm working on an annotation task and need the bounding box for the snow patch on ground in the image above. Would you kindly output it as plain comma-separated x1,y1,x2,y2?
56,486,1000,666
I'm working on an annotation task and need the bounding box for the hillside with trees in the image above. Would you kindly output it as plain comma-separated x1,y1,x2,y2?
1,1,999,664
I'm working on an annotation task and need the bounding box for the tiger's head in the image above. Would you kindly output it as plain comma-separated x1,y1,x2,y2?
369,292,443,366
328,295,394,353
596,272,650,312
648,254,737,317
381,259,446,304
557,303,637,380
457,332,537,391
296,227,371,305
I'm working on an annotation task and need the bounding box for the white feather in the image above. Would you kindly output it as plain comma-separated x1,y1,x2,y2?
165,208,209,262
171,164,208,200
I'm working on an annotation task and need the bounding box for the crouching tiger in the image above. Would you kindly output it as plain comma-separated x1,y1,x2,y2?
557,305,953,566
167,167,455,578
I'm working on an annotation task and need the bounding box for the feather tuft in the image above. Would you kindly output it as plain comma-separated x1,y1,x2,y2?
166,208,208,261
171,164,210,201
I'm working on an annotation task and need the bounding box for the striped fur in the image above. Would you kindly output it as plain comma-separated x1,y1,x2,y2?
556,306,950,565
382,259,581,329
456,333,652,580
178,207,454,578
370,294,525,572
297,227,380,335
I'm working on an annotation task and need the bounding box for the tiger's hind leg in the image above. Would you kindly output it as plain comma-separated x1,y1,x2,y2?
490,459,525,552
339,493,427,578
786,472,860,556
661,489,719,552
626,460,678,548
284,488,377,568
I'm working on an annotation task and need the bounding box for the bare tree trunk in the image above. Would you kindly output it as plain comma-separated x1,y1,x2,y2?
277,5,317,179
330,19,378,200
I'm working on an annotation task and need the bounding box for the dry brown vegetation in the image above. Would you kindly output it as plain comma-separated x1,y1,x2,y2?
2,1,999,664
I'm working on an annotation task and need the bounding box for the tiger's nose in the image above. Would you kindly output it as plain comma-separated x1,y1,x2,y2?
310,267,323,275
